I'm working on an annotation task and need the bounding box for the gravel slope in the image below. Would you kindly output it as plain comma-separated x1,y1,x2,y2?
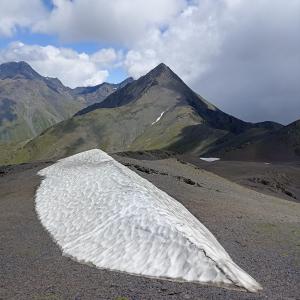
0,156,299,300
182,156,300,203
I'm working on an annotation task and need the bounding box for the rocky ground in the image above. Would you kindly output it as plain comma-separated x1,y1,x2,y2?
182,156,300,203
0,155,300,300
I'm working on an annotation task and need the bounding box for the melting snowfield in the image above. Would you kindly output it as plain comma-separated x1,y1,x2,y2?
200,157,220,162
35,149,261,292
152,111,165,125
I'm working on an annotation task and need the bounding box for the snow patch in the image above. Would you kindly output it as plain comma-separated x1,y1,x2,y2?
152,111,165,125
200,157,220,162
35,149,261,292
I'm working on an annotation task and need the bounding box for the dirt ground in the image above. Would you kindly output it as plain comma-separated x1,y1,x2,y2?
0,156,300,300
182,156,300,203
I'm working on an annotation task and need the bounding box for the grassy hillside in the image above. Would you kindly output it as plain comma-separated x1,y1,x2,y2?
0,62,131,144
0,62,85,142
0,64,281,165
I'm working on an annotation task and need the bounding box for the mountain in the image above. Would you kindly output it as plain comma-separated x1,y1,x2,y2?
0,61,132,143
71,77,134,107
207,119,300,161
0,61,43,80
4,63,281,164
0,61,84,142
76,63,250,135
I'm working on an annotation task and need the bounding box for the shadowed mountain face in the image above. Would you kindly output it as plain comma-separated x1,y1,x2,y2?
207,119,300,162
0,61,132,143
76,64,250,134
4,63,284,165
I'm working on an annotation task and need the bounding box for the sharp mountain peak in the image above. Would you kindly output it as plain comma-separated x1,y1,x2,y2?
1,62,296,164
150,62,170,73
75,63,187,115
146,63,181,81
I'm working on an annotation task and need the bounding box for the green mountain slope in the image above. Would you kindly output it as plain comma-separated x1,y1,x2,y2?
3,63,281,164
0,61,84,142
0,61,132,144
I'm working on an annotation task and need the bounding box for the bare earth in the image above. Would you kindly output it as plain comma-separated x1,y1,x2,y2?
0,156,300,300
182,156,300,203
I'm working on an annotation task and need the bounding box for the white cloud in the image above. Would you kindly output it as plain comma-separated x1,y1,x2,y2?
123,0,300,124
0,42,120,88
91,48,123,67
0,0,299,123
125,48,159,79
0,0,46,36
82,70,108,87
124,1,223,81
34,0,186,45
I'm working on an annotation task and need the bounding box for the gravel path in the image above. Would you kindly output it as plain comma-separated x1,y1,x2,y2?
0,157,299,299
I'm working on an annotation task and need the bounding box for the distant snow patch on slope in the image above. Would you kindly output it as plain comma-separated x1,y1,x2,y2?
200,157,220,162
152,111,165,125
35,149,261,292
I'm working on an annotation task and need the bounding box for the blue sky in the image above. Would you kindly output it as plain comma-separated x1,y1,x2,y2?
0,1,127,83
0,0,299,124
42,0,55,10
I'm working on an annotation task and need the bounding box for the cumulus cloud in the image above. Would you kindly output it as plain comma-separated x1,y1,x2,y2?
34,0,186,45
0,42,121,87
124,1,223,81
0,0,46,36
0,0,299,123
124,0,300,124
196,0,300,124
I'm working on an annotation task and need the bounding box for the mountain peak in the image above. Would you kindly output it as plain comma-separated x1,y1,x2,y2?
147,63,174,78
75,63,184,115
142,63,186,88
0,61,42,80
119,76,134,88
154,62,169,71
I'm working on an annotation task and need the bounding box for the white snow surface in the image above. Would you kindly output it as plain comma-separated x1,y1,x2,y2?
200,157,220,162
35,149,261,292
152,111,165,125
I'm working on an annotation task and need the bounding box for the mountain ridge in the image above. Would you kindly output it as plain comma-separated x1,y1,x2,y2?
0,61,42,80
208,118,300,161
1,61,297,165
1,62,288,165
71,77,134,107
0,61,83,142
0,61,133,143
75,63,265,135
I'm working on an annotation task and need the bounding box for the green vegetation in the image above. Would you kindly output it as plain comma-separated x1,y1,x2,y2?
0,62,291,165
